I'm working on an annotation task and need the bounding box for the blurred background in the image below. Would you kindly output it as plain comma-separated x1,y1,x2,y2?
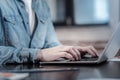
46,0,120,52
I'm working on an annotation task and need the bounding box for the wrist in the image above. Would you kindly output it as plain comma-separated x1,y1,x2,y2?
37,50,43,61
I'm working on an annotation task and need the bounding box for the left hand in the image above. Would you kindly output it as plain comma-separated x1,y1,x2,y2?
61,45,98,61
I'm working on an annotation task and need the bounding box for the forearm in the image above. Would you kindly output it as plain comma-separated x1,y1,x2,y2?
0,46,40,64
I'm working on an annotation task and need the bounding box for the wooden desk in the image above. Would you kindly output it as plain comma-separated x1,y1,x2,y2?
0,61,120,80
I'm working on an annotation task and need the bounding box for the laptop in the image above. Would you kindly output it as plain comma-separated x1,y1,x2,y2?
40,25,120,64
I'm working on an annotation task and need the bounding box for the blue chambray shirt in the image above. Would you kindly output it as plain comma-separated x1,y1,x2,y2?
0,0,60,64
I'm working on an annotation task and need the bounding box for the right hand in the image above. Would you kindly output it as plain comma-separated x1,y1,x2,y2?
37,45,98,62
37,46,74,62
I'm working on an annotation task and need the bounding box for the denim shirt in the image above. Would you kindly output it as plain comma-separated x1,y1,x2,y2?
0,0,60,64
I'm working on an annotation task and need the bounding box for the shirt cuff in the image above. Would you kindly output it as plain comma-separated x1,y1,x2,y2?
20,48,40,63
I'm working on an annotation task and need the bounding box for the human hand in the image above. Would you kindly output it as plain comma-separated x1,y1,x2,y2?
37,46,74,62
37,45,98,62
63,46,98,61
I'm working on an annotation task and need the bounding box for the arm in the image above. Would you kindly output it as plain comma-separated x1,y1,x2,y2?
0,46,40,64
43,17,61,48
0,8,40,64
43,1,61,48
36,18,98,61
36,1,98,61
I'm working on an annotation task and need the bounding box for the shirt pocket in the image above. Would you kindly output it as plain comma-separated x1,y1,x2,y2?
39,15,49,24
3,15,23,26
3,15,23,46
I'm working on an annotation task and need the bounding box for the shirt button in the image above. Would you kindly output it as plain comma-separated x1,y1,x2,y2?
27,22,29,25
20,3,24,8
21,5,24,8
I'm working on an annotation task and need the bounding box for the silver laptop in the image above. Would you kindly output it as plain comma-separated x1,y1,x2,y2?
40,25,120,64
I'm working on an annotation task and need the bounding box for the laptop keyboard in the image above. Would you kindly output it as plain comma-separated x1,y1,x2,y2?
80,56,98,61
54,55,99,62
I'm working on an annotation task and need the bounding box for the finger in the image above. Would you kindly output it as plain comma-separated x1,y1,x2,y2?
69,48,79,60
75,46,97,57
72,48,81,60
89,46,99,56
61,52,74,60
81,47,96,56
87,48,96,56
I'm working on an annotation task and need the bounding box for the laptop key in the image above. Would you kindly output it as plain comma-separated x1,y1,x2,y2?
81,57,98,61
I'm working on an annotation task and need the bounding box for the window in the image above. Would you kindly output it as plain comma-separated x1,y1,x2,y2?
73,0,110,25
47,0,110,26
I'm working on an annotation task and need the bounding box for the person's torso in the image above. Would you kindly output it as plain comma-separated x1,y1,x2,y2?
0,0,50,49
22,0,35,34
